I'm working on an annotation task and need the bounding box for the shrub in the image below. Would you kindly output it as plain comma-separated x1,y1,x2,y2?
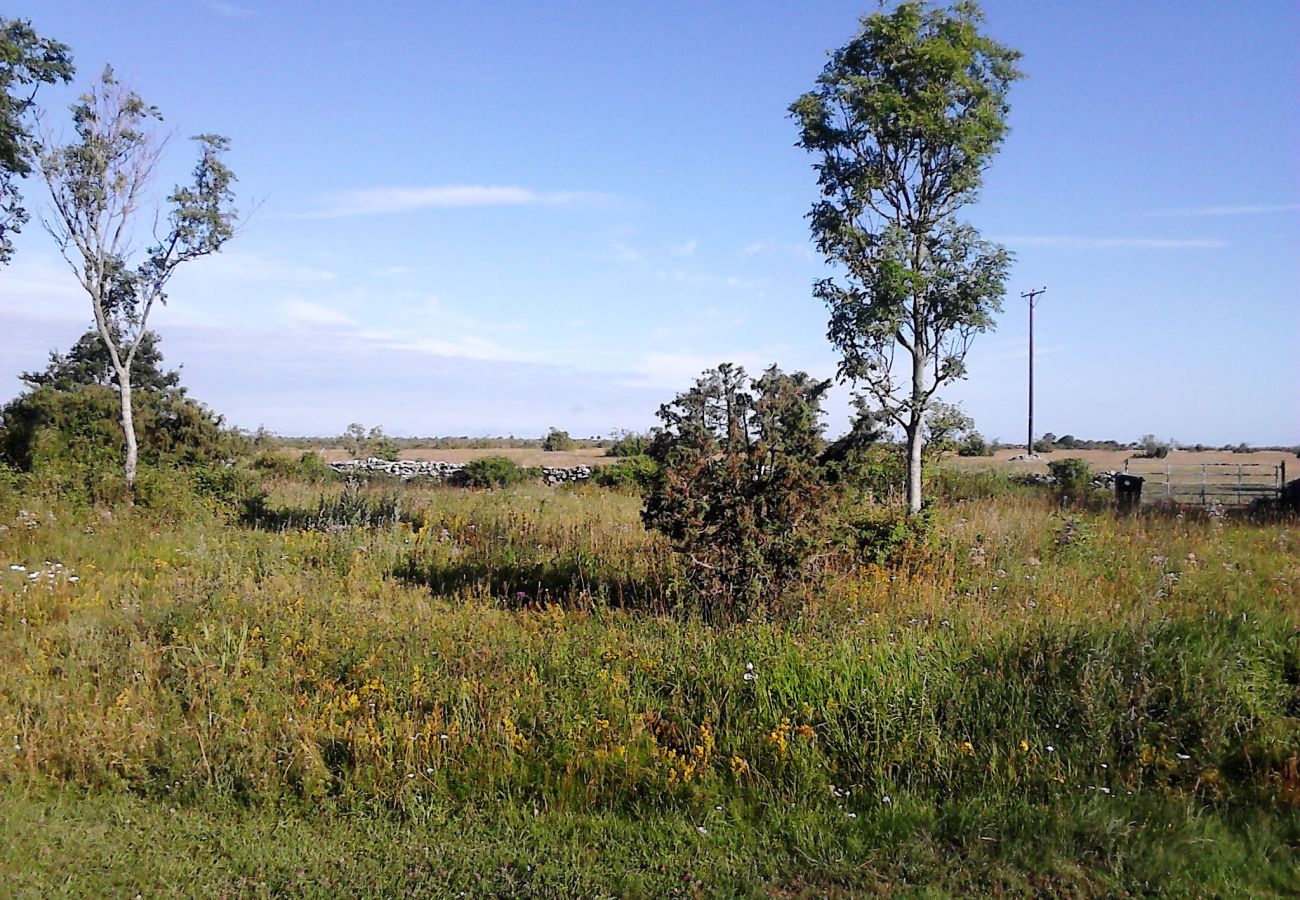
956,431,993,457
0,384,241,503
834,501,933,566
542,428,575,452
643,363,831,620
1135,434,1171,459
592,455,658,491
1047,457,1093,498
606,430,651,458
459,456,532,488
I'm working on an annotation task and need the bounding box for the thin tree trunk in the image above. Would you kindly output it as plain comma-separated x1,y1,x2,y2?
905,419,923,514
117,368,139,490
905,345,927,515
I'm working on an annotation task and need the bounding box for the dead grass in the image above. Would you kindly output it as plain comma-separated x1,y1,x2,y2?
949,447,1294,475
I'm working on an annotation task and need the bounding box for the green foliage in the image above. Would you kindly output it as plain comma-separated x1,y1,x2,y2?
0,17,74,264
592,455,658,492
542,427,575,452
459,455,536,489
643,363,831,619
820,393,889,482
22,328,183,395
1136,434,1172,459
923,400,976,458
790,0,1021,512
0,483,1297,894
340,423,400,461
605,429,651,458
836,501,933,566
956,430,992,456
252,450,332,481
0,384,237,500
1047,457,1093,498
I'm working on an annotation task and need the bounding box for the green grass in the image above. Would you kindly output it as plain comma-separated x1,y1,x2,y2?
1,474,1297,895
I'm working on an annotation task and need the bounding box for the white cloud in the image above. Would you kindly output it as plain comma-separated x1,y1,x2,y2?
994,235,1227,250
202,0,254,19
186,251,337,283
1141,203,1300,218
665,239,699,257
742,239,815,259
283,299,356,328
370,265,415,277
311,185,607,218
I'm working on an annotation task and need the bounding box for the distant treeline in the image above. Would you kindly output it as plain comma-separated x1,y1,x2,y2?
274,435,609,451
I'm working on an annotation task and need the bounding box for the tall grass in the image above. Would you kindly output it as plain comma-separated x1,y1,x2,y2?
1,474,1296,894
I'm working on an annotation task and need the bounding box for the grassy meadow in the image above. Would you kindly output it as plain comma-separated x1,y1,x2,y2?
0,471,1297,896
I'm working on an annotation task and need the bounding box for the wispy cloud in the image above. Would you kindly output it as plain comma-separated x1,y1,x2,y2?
995,235,1227,250
201,1,255,20
283,299,356,328
188,251,337,283
598,240,766,292
1141,203,1300,218
742,239,816,260
665,239,699,257
310,184,609,218
369,265,415,277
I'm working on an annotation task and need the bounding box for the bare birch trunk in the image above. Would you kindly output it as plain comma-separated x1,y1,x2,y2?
116,368,138,489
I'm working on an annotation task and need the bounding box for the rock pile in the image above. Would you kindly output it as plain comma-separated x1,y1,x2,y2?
328,457,594,485
542,465,593,485
1014,470,1118,489
330,458,465,481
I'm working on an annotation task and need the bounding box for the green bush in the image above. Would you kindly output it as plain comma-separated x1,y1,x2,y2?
644,363,831,620
606,430,652,458
956,431,993,457
1048,457,1093,498
834,500,933,565
592,455,658,491
459,456,534,489
542,428,575,452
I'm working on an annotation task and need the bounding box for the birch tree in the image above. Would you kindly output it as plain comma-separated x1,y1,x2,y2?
38,67,237,489
790,1,1020,513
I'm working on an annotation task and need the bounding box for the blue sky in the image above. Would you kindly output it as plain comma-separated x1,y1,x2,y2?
2,0,1296,444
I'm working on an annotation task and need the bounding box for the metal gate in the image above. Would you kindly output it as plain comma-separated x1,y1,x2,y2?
1121,459,1287,507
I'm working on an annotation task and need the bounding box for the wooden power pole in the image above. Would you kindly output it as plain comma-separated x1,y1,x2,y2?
1022,287,1046,455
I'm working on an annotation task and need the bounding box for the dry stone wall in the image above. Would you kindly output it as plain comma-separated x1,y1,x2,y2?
328,457,593,485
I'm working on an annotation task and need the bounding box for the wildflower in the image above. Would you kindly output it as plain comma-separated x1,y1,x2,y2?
8,564,24,571
697,826,708,835
846,812,857,819
1019,740,1030,753
1176,753,1190,760
959,741,974,754
881,794,891,805
1046,745,1055,752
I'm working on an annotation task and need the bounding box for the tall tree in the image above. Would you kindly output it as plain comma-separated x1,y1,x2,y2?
37,67,237,489
0,17,74,264
21,327,183,396
790,1,1020,513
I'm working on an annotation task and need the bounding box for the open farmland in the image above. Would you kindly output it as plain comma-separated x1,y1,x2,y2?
949,447,1295,475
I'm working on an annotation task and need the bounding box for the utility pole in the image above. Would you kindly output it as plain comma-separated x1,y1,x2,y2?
1022,287,1047,456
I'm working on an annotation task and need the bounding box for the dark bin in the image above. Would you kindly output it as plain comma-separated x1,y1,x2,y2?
1115,474,1144,513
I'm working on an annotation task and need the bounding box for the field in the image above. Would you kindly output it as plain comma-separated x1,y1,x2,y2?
949,448,1293,476
1,468,1296,897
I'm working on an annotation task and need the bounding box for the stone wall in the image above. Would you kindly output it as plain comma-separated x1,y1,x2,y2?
328,457,593,485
